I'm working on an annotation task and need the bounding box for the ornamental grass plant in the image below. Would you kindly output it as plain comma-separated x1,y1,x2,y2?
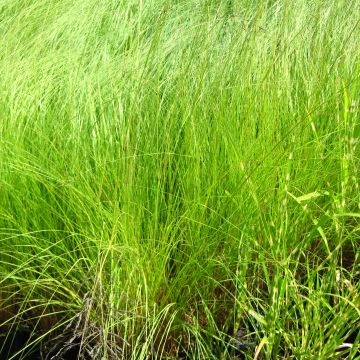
0,0,359,359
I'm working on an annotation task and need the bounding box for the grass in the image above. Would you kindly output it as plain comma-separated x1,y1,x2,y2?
0,0,359,359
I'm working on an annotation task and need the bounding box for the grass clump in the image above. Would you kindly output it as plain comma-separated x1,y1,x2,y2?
0,0,359,359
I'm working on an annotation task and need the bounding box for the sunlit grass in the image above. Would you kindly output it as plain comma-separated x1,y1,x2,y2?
0,0,359,358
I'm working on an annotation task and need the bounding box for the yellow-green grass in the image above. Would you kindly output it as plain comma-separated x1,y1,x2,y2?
0,0,359,358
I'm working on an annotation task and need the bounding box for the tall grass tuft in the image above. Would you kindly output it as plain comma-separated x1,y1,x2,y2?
0,0,359,358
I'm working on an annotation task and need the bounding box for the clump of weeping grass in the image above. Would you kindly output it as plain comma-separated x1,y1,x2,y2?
0,0,359,358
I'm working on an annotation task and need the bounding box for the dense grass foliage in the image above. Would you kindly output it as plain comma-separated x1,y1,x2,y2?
0,0,359,358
